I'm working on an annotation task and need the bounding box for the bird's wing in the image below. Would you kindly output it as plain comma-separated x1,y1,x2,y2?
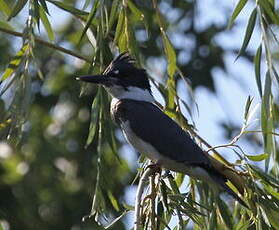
117,99,211,167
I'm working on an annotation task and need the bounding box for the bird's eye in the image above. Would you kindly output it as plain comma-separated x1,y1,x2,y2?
113,70,119,74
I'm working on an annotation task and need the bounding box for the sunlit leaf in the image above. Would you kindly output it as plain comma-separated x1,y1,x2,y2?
1,44,28,81
107,190,120,211
246,153,269,161
162,32,176,78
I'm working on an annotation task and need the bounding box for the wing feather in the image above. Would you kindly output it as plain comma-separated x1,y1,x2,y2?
116,99,211,166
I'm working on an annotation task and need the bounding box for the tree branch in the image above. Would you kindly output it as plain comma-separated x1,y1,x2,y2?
0,26,92,63
134,167,156,230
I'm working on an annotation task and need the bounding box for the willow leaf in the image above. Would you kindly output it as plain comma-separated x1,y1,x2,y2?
254,45,262,97
1,44,28,81
228,0,248,29
86,88,101,147
39,5,55,41
0,0,11,16
107,0,119,33
162,32,176,78
38,0,49,14
258,0,279,25
236,8,257,59
79,0,99,43
47,0,88,16
246,153,269,161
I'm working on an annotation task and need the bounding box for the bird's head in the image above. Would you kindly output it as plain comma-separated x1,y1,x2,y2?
76,52,154,102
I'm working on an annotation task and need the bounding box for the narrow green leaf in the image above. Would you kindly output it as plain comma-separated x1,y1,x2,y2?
0,20,14,30
160,179,170,212
127,0,144,21
47,0,88,16
0,0,11,16
217,198,234,229
250,165,279,188
246,153,269,161
167,176,180,194
175,173,185,187
38,0,49,14
166,77,176,111
39,5,55,41
107,0,119,33
261,72,274,170
86,89,101,147
1,44,28,81
264,185,279,199
34,0,41,30
244,95,253,120
228,0,248,29
272,65,279,86
209,210,217,230
107,190,120,211
8,0,28,20
254,45,263,97
258,0,279,25
79,0,99,43
113,9,124,44
236,8,257,59
162,32,177,77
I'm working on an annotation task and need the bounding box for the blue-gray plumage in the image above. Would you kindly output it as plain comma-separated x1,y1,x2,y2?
77,52,248,208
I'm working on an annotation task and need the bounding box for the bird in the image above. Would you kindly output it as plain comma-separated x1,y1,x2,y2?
76,52,247,208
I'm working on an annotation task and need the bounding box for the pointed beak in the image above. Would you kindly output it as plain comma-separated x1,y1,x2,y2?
76,74,113,86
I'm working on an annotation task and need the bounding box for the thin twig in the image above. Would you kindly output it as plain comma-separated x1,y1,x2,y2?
206,125,246,154
134,167,156,230
0,26,92,63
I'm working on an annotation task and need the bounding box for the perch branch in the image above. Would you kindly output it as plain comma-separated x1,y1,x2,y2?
134,167,156,230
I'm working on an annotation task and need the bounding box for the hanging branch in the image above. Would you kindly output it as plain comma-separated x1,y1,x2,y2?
134,166,156,230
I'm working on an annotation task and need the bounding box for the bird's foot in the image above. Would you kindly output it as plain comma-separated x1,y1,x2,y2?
146,162,161,175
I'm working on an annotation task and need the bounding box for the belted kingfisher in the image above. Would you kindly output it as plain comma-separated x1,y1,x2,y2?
77,52,247,207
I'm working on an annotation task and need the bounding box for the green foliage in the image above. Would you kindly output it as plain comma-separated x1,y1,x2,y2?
0,0,278,229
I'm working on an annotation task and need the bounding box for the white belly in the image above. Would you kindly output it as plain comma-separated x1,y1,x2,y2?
120,121,161,161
